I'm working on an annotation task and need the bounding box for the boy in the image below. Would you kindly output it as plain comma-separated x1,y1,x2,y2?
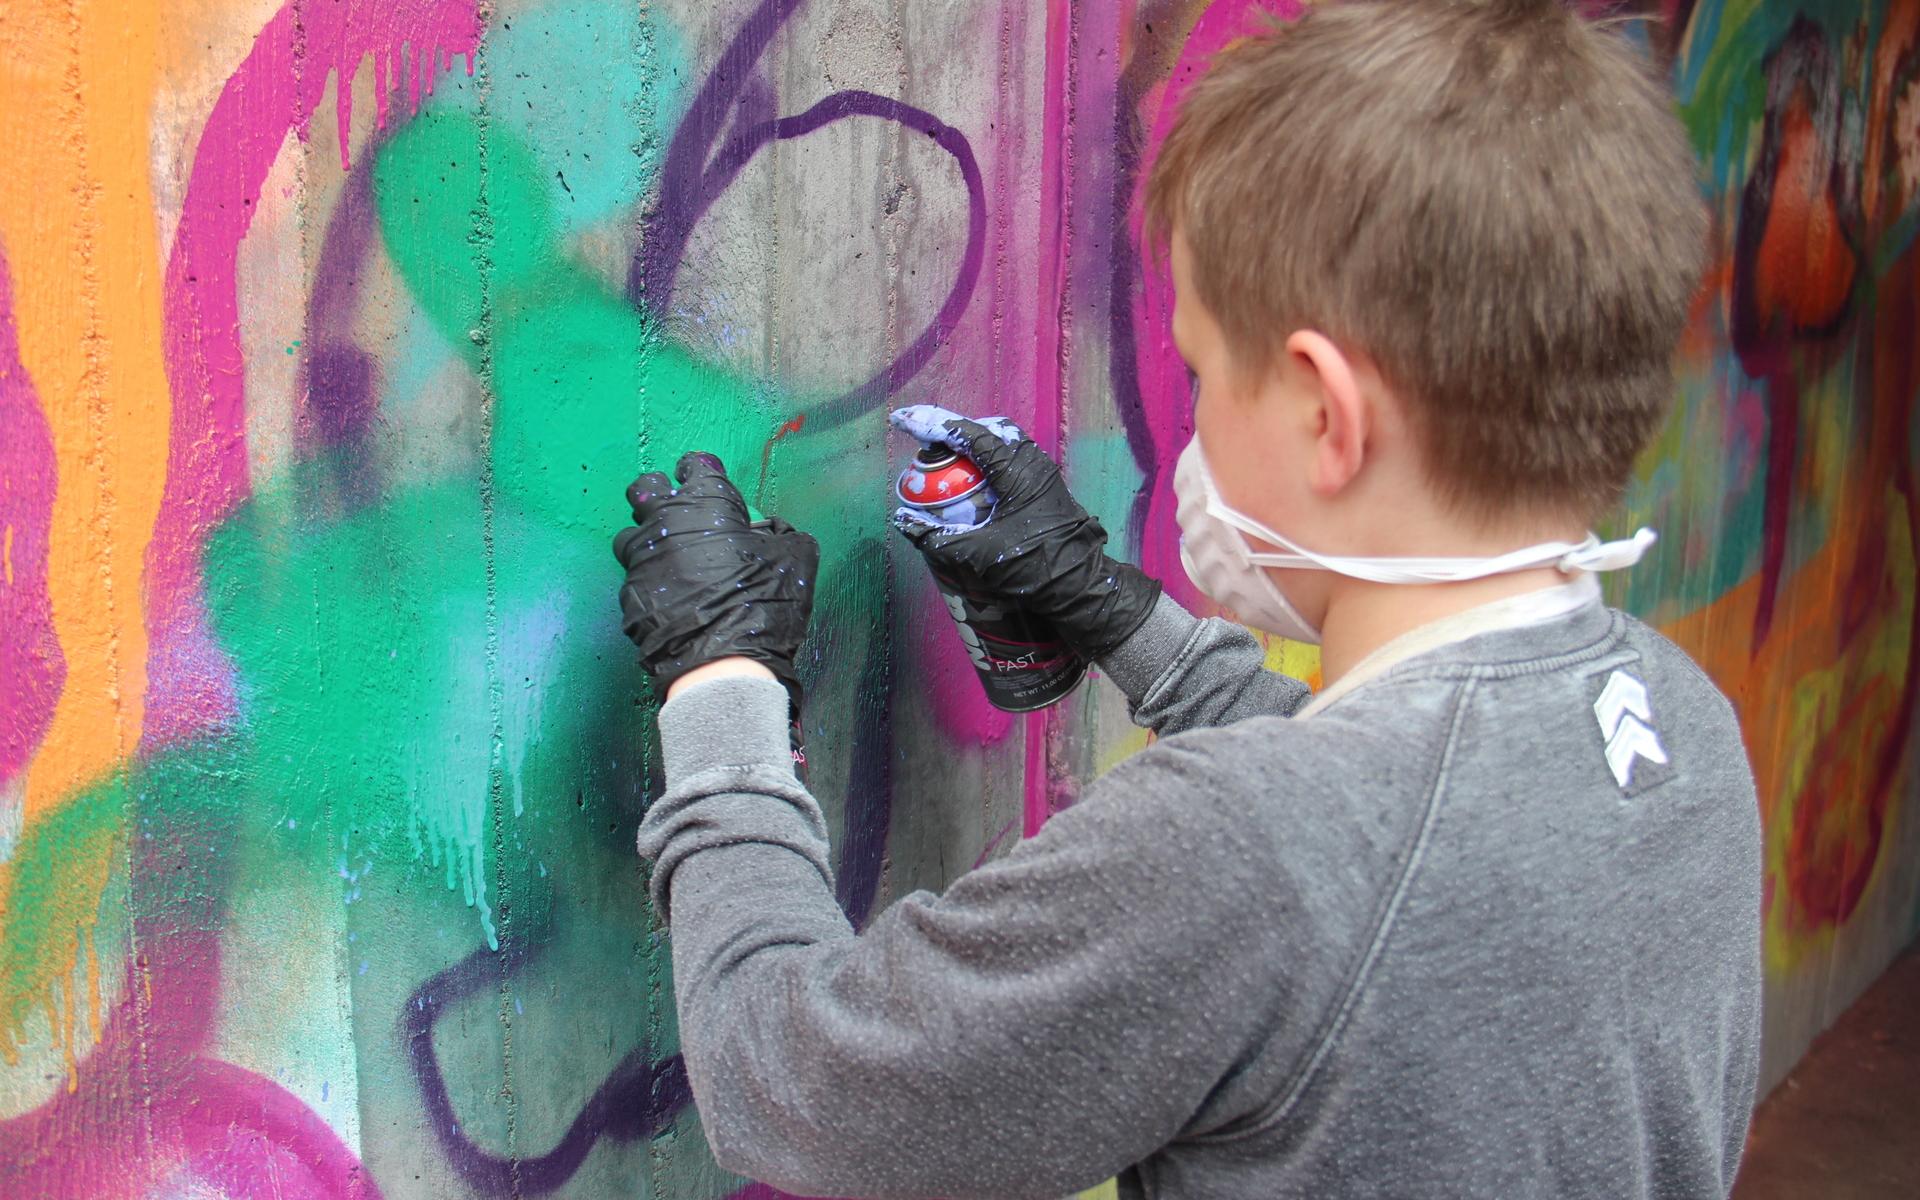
611,1,1761,1196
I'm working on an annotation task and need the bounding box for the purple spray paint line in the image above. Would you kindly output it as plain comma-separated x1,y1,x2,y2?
896,444,1087,713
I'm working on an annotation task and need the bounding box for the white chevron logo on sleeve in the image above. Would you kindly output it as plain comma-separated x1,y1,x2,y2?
1594,671,1668,788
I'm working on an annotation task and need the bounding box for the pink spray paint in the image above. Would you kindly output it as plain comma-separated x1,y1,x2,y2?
0,246,65,790
1129,0,1306,605
143,0,483,749
0,877,379,1198
0,3,484,1193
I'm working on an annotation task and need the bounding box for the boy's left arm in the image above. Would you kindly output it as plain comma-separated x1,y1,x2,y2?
642,673,1295,1200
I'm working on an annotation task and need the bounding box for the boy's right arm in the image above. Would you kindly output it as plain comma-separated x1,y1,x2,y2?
1098,592,1312,734
891,406,1310,735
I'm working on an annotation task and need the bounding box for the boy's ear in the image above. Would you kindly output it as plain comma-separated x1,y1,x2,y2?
1285,330,1368,497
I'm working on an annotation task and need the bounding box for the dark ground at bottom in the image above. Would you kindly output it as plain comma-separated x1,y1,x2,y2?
1730,940,1920,1199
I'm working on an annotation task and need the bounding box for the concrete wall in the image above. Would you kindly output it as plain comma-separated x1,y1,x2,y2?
0,0,1914,1194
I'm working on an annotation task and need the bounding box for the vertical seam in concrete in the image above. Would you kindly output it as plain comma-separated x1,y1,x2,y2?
632,3,674,1193
989,5,1013,405
883,0,906,460
47,0,151,1167
58,0,126,778
1024,0,1076,838
886,0,911,914
461,8,521,1194
768,6,787,442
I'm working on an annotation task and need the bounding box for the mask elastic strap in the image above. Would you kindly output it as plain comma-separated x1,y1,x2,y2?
1214,500,1658,584
1558,527,1659,573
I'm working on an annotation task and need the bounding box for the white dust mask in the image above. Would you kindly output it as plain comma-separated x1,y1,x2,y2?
1171,437,1656,643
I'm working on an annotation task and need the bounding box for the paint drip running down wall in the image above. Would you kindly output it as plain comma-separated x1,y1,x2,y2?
1,0,1917,1195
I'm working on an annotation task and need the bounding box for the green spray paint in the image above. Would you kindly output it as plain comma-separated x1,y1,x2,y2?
0,772,127,1063
192,95,891,951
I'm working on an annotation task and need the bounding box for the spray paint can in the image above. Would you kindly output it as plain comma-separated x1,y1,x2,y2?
897,445,1087,712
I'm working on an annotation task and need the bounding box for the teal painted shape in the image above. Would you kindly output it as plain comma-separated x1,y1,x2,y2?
420,0,691,231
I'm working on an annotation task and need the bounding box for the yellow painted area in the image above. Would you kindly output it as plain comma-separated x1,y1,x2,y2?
1260,631,1323,693
0,1,170,819
1078,1181,1119,1200
1096,725,1154,776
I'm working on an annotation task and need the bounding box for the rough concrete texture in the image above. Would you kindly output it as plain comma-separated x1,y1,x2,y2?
0,0,1917,1195
1732,941,1920,1199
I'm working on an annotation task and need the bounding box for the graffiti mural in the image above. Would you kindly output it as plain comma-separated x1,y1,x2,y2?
1616,0,1920,1086
0,0,1915,1194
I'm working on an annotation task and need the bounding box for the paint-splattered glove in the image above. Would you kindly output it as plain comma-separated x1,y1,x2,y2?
889,404,1161,659
613,452,819,713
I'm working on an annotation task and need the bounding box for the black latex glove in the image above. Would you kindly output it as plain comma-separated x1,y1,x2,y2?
613,452,819,713
890,412,1161,659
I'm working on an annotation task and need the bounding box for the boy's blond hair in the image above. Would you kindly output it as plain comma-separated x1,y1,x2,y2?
1145,0,1707,519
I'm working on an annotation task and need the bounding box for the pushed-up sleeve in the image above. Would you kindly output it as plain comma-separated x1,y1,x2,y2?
1097,592,1311,735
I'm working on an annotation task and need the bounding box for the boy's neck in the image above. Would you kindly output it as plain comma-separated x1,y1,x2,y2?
1312,567,1585,687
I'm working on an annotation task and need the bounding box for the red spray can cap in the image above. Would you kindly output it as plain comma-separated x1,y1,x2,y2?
896,445,988,510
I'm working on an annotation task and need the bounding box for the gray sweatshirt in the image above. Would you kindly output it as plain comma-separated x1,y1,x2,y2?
637,589,1762,1199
